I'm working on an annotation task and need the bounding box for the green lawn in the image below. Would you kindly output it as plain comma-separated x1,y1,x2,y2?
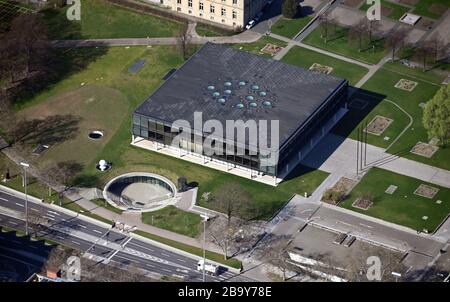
271,16,313,39
360,0,410,20
413,0,449,19
195,23,233,37
282,46,369,85
141,206,201,238
357,67,447,169
303,24,386,65
231,36,288,58
12,43,329,223
42,0,184,39
91,198,124,214
340,167,450,233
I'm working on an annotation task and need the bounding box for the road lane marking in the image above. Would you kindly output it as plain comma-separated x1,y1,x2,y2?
162,268,172,273
128,242,154,253
45,213,56,218
47,211,60,216
161,252,171,257
44,216,55,221
30,208,39,212
56,236,65,240
0,197,8,201
77,224,87,229
177,258,186,263
15,203,24,207
115,255,139,263
8,221,17,225
359,223,373,229
71,240,81,245
146,264,154,268
93,229,102,234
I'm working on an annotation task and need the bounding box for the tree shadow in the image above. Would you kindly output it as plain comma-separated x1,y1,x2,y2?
11,114,81,146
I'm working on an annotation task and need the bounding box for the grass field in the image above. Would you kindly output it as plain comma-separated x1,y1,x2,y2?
282,46,369,85
231,35,288,58
340,167,450,233
195,23,233,37
360,0,410,20
141,206,201,238
303,24,386,65
42,0,184,39
271,16,313,39
357,67,446,169
413,0,449,19
14,44,328,222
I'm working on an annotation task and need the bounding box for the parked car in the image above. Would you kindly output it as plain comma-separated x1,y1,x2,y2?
245,20,256,29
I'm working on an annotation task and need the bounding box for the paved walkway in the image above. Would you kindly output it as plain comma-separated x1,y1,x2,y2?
52,30,261,48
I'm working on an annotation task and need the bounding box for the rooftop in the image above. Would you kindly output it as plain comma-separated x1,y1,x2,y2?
134,43,347,148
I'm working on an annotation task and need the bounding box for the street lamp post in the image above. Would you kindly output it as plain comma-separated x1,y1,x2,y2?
200,213,210,282
20,162,30,236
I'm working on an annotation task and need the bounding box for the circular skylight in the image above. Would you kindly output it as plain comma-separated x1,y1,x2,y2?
263,101,272,107
224,81,232,87
259,91,267,97
251,84,259,90
238,81,246,86
213,92,220,97
249,102,257,108
224,89,232,95
236,103,245,109
218,98,226,104
207,85,215,90
246,95,255,101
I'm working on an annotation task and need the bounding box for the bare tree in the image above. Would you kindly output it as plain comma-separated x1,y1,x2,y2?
208,181,254,223
384,27,409,61
266,238,293,281
415,42,433,71
426,33,445,63
318,10,332,43
27,212,50,237
367,20,381,44
209,218,243,260
349,19,368,52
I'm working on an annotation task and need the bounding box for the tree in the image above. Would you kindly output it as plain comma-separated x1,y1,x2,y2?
318,10,331,43
349,19,367,52
425,33,445,64
367,19,380,44
415,42,433,71
423,84,450,146
282,0,299,19
27,212,50,237
209,218,242,260
384,27,409,61
177,22,191,61
207,181,254,223
266,238,293,281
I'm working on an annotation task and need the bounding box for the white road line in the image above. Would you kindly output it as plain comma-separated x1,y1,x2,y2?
15,203,24,207
45,213,56,218
56,236,65,240
162,268,172,273
161,252,171,257
30,208,39,212
93,229,102,234
146,263,154,268
77,224,87,229
129,242,154,253
177,258,186,263
115,255,139,263
47,211,60,216
71,240,81,245
44,216,55,221
8,221,17,225
0,197,8,201
359,223,373,229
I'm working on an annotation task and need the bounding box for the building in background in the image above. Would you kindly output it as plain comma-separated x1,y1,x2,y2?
145,0,267,28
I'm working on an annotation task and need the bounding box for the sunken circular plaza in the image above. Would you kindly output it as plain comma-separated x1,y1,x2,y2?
103,172,177,212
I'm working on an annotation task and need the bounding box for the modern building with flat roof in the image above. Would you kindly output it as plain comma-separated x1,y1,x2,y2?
132,43,348,185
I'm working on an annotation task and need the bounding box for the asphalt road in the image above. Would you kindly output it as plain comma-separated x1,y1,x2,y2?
0,188,250,282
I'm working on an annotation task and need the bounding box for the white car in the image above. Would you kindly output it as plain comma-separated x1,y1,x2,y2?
245,20,256,30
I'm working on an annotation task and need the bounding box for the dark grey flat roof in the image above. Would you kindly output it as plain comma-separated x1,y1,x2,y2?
134,43,347,148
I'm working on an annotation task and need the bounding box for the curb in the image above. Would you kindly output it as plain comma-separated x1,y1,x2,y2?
0,184,241,274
